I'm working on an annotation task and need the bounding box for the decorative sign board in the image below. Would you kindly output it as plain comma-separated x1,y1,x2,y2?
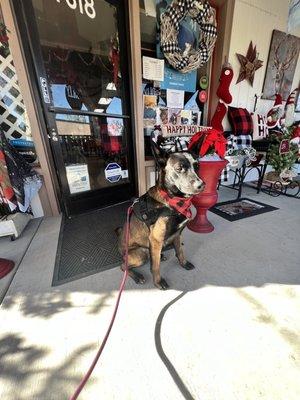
161,125,211,137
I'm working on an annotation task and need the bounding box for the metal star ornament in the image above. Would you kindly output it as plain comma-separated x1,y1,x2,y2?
236,41,263,86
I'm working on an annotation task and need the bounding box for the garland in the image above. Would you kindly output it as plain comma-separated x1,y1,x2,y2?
160,0,217,73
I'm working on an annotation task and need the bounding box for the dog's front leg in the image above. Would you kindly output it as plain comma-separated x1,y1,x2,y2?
150,219,169,290
173,235,195,270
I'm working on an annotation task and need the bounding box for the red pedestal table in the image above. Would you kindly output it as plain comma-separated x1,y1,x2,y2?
188,159,228,233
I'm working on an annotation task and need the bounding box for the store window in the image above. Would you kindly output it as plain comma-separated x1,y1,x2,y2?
0,7,37,165
139,0,213,158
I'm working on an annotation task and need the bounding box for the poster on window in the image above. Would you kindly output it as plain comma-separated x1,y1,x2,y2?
156,0,197,92
66,164,90,194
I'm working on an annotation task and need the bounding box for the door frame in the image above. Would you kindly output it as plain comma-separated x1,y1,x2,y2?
12,0,140,215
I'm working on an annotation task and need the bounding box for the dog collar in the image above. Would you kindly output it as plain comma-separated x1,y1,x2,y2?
159,189,193,219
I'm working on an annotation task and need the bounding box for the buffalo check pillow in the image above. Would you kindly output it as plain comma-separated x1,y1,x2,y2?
228,106,253,136
251,113,269,141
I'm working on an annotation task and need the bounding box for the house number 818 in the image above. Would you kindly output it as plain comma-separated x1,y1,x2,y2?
56,0,96,19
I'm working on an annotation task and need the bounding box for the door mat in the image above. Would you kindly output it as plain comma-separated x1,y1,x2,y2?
210,198,278,222
52,202,130,286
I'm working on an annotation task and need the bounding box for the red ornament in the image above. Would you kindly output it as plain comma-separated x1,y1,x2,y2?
279,139,290,154
198,90,207,103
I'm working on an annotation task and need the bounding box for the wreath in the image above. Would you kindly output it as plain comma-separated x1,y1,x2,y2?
160,0,217,73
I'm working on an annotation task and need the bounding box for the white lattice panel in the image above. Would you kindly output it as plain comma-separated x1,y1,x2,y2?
0,43,32,141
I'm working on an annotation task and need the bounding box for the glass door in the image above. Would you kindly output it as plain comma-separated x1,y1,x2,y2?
17,0,136,215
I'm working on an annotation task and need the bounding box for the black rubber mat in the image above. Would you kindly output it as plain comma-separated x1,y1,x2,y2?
52,202,130,286
210,198,278,221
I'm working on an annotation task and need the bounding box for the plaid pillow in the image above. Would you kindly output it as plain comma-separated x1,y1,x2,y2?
236,134,252,148
228,107,253,136
226,134,252,150
251,113,268,141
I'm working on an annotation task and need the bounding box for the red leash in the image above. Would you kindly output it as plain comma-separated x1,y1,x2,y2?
69,204,134,400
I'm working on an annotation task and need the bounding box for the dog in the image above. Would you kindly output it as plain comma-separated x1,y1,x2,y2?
117,148,205,290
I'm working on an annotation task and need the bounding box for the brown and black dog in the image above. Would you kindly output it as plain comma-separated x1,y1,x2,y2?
117,150,205,290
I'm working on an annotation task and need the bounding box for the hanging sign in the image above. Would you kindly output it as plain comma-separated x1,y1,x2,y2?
66,164,90,194
161,124,211,137
105,162,122,183
279,139,290,154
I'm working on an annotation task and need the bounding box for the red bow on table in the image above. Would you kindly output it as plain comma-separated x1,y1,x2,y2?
188,128,226,158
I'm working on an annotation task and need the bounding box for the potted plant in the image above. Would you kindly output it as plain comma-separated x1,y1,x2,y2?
265,127,298,184
187,128,227,233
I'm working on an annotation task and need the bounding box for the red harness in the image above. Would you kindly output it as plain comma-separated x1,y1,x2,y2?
159,189,193,219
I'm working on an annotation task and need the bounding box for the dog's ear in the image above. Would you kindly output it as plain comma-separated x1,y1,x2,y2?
151,140,167,167
188,146,199,160
188,132,206,159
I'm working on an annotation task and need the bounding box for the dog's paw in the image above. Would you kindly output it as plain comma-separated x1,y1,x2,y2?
182,261,195,270
131,271,146,284
155,278,169,290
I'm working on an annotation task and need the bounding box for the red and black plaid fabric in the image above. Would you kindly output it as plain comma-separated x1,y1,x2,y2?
228,107,253,136
159,189,192,219
99,124,122,153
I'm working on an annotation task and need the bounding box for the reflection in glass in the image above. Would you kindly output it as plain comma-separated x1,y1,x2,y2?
32,0,124,114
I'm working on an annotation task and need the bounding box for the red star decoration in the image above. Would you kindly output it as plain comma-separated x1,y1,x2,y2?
236,41,263,86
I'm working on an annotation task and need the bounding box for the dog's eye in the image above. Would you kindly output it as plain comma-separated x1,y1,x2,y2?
175,164,183,173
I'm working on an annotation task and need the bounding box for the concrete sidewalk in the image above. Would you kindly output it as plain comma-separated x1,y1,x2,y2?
0,187,300,400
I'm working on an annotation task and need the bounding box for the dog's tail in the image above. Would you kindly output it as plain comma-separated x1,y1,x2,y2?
115,227,122,237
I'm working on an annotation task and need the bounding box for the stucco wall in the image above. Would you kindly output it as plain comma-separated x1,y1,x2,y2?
223,0,300,129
